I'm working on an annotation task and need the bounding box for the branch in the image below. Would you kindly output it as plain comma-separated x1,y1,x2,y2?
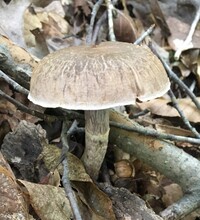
150,43,200,109
0,89,83,122
92,11,107,44
168,89,200,138
110,120,200,145
0,35,36,88
86,0,104,44
0,70,29,95
133,24,155,45
109,109,200,219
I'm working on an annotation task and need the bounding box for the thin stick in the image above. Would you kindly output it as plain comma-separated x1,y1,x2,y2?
168,89,200,138
130,109,150,119
2,85,200,145
0,89,46,119
0,89,83,122
151,44,200,109
133,24,155,45
134,27,200,110
92,11,107,44
61,120,82,220
110,121,200,145
106,0,116,41
86,0,104,44
0,70,29,95
174,6,200,59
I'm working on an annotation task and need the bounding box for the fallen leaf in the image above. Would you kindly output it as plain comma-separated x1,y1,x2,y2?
42,144,115,219
137,97,200,123
18,180,73,220
162,183,183,207
155,124,194,137
167,16,200,51
0,152,30,220
113,9,138,43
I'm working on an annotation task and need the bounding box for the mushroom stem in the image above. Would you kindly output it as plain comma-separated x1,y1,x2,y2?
82,109,110,179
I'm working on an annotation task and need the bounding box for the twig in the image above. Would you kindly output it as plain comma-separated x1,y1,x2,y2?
0,89,45,119
174,6,200,60
163,58,200,109
61,120,82,220
133,24,155,45
150,43,200,109
168,89,200,138
129,109,150,119
2,86,199,145
0,89,83,122
106,0,116,41
110,110,200,220
110,121,200,145
92,11,107,44
0,70,29,95
134,28,200,109
86,0,104,44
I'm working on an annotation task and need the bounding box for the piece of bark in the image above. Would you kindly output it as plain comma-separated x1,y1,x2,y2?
1,120,45,182
98,183,163,220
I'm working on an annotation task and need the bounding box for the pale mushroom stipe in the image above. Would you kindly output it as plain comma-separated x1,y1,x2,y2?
28,41,170,179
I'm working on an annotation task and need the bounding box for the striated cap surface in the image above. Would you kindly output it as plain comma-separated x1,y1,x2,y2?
28,42,170,110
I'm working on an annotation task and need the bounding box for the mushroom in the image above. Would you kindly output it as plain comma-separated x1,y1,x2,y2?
28,41,170,179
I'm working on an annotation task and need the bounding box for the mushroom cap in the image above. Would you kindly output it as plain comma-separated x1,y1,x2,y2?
28,42,170,110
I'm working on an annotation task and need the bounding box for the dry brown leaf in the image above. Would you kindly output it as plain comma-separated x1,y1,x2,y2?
42,144,115,219
113,9,138,43
155,124,194,137
162,183,183,207
172,62,191,78
73,181,116,220
24,5,70,56
149,0,170,38
42,143,92,182
74,0,91,16
137,97,200,123
23,7,43,47
181,49,200,69
18,180,72,220
0,153,30,220
167,16,200,51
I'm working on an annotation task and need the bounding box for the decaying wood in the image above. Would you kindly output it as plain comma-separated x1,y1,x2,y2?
98,183,163,220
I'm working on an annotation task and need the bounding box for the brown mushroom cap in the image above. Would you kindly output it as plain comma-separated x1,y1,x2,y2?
28,42,170,110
